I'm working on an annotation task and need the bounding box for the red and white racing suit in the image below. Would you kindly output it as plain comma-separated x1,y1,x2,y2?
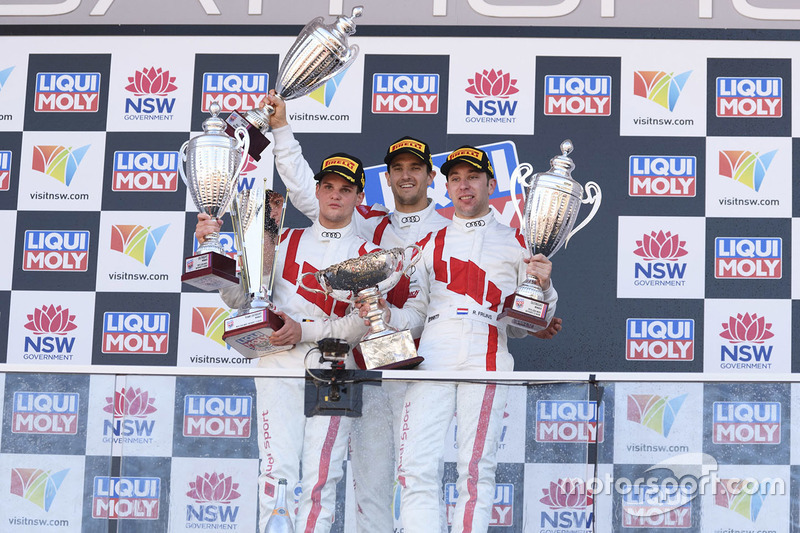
220,219,376,533
272,123,449,532
390,211,557,533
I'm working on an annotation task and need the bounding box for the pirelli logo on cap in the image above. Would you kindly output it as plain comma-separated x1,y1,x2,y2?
449,147,483,161
390,139,426,153
323,157,358,171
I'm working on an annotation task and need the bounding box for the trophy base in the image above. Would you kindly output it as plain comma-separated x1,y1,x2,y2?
225,111,271,161
498,293,549,333
182,252,239,291
222,308,290,358
354,330,424,370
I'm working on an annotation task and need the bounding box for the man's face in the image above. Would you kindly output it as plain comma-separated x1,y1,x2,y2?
315,174,364,228
445,162,495,219
384,152,434,208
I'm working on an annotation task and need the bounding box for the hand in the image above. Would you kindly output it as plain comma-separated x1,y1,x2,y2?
195,213,223,244
532,317,562,339
265,89,288,129
269,312,301,346
524,254,552,290
354,297,390,326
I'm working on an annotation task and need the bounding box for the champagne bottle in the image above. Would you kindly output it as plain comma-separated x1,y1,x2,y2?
265,478,294,533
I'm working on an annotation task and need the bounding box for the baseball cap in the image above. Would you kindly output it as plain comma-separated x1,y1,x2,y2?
313,152,366,191
383,136,433,169
440,145,495,180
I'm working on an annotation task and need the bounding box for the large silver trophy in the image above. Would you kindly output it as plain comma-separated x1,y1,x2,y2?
225,6,363,160
180,102,249,291
299,247,424,370
498,140,602,332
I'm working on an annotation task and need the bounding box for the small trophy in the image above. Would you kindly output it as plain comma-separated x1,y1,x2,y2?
299,247,423,370
222,185,291,359
226,6,363,160
180,102,249,291
498,140,602,332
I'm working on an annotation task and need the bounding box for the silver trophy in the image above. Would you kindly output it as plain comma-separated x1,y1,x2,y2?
498,140,602,332
222,186,291,359
226,6,363,160
180,102,250,291
299,246,424,370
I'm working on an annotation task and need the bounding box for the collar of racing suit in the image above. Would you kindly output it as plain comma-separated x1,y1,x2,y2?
390,198,439,229
450,209,496,232
311,218,357,242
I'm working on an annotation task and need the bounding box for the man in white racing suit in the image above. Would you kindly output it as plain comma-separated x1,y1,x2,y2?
196,153,378,533
387,146,558,533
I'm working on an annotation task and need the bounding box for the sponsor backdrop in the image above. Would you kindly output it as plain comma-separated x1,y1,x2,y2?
2,22,800,531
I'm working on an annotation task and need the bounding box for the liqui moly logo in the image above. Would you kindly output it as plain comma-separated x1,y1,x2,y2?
112,151,179,192
35,72,100,112
544,75,611,116
626,319,694,361
23,230,90,271
93,476,160,519
633,230,688,283
628,156,696,197
23,304,78,357
0,150,10,191
12,391,79,434
124,67,177,115
716,77,782,117
713,401,780,444
201,73,268,112
186,472,242,525
465,68,519,118
445,483,512,526
536,401,604,443
102,387,157,440
719,312,774,365
622,485,692,528
183,395,251,438
539,478,594,530
715,238,781,279
372,73,439,114
102,312,169,354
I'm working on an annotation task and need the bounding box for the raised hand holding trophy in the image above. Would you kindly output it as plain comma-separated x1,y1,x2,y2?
498,140,602,332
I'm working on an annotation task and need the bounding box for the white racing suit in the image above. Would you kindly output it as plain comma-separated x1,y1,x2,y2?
221,219,377,533
272,123,449,532
390,211,558,533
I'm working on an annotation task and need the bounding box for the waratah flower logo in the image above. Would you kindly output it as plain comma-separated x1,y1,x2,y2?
540,478,593,509
186,472,241,504
125,67,178,97
103,387,157,418
720,313,774,344
633,230,688,261
466,69,519,99
24,305,78,335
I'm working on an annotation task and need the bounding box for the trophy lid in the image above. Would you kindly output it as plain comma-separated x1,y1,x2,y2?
331,6,363,40
548,139,576,178
201,102,227,134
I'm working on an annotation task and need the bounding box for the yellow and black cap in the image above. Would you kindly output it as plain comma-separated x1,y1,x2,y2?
440,145,495,180
313,153,366,191
383,136,433,170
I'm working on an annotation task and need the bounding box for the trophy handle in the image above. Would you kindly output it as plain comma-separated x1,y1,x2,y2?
509,163,535,231
233,127,250,178
178,139,190,188
402,244,422,275
565,181,602,247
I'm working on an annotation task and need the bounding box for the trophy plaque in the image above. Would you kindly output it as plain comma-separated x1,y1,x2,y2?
498,140,602,332
299,246,423,370
180,102,249,291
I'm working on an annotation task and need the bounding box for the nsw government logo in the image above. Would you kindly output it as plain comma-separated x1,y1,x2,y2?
535,400,604,443
12,391,79,435
35,72,100,112
23,304,78,361
0,149,10,191
626,319,694,361
719,312,774,370
372,73,439,114
632,230,688,287
465,69,519,123
186,472,242,526
716,77,782,117
183,395,251,438
544,75,611,116
539,478,593,530
103,312,169,354
93,476,160,519
112,151,179,192
628,156,696,197
102,387,157,444
23,230,89,272
201,72,268,112
712,401,780,444
124,67,177,116
715,238,781,279
445,483,512,526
